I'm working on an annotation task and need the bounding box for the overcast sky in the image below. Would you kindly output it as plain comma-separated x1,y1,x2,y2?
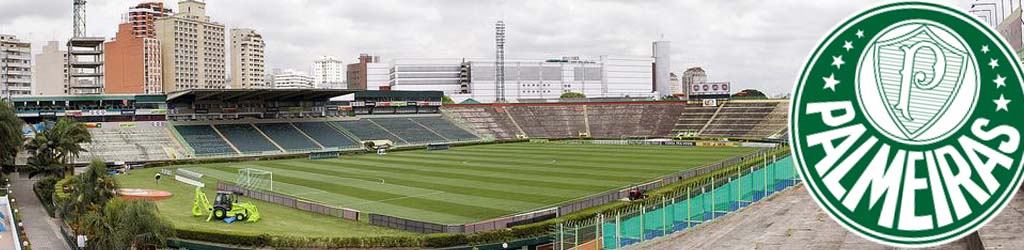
0,0,973,96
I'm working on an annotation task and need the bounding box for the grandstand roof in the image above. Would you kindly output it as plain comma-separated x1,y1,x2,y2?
166,89,356,103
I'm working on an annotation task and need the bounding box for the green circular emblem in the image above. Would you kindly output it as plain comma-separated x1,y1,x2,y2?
791,2,1024,247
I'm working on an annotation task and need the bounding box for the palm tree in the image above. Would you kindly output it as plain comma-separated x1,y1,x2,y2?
0,101,24,170
24,118,92,178
86,199,174,250
60,158,117,222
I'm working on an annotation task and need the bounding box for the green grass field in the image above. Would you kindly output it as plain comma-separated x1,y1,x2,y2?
116,143,756,237
176,143,757,225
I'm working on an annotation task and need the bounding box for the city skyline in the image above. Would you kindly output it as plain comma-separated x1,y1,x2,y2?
0,0,971,96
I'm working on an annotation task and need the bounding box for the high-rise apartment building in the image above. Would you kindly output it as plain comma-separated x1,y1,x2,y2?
105,23,163,94
34,41,68,95
312,56,345,89
127,2,172,38
155,0,226,92
346,53,380,90
272,69,314,89
0,34,32,97
230,28,267,89
652,40,672,97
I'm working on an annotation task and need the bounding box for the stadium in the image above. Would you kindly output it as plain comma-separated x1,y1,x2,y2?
10,88,805,249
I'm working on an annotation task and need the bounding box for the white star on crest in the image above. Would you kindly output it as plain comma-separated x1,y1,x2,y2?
995,94,1011,112
989,58,1000,69
832,55,845,69
856,30,864,38
843,41,854,51
995,75,1007,88
982,45,990,54
823,73,840,92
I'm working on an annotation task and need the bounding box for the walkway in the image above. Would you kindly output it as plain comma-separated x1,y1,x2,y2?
11,174,71,250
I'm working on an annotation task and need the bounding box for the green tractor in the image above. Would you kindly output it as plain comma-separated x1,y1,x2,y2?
192,187,260,222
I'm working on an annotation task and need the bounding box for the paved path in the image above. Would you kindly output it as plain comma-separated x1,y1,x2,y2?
12,175,71,250
626,185,975,250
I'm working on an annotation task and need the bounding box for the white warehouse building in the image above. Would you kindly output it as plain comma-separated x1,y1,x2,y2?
386,56,653,103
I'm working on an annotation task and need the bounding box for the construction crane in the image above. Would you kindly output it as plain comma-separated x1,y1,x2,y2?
73,0,87,37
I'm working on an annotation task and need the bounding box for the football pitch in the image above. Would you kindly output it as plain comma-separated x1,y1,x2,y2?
179,143,759,224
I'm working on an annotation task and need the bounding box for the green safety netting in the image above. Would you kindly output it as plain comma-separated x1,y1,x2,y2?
601,156,797,250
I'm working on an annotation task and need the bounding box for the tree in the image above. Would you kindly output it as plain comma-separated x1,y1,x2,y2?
79,199,174,250
60,158,117,222
442,96,455,105
24,118,92,178
0,101,24,170
560,92,586,99
731,89,768,99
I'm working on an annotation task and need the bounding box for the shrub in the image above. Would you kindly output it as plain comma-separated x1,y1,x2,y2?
33,176,61,217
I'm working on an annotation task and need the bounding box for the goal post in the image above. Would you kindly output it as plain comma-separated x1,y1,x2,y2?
237,168,273,191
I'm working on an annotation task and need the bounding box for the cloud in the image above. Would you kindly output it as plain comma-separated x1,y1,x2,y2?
2,0,968,95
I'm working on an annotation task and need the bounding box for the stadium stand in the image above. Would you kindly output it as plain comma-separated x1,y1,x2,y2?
174,125,238,156
587,103,685,138
332,120,407,144
671,105,718,136
214,124,281,154
254,123,322,152
368,118,448,145
505,105,587,138
76,122,183,163
441,106,521,140
700,100,784,138
745,100,789,138
292,122,362,149
409,116,480,142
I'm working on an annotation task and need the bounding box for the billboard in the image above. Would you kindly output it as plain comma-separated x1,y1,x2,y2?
688,81,731,100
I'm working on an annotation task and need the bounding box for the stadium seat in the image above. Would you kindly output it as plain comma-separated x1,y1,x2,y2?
214,124,281,154
255,123,321,152
367,118,447,145
175,125,237,156
293,122,362,149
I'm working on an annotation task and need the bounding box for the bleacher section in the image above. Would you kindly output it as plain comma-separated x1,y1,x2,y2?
332,120,406,144
441,107,520,140
214,124,281,154
293,122,362,149
700,101,785,138
409,117,480,142
671,105,718,136
588,104,685,138
368,118,447,145
255,123,321,152
176,125,237,156
76,122,183,164
506,105,587,138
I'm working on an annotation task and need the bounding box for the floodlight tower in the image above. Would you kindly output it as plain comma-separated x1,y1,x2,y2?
73,0,87,37
495,20,506,103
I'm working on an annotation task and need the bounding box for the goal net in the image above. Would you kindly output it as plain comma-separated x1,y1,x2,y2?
237,168,273,191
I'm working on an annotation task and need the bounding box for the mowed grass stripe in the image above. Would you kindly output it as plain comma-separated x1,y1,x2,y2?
192,165,509,223
284,160,579,202
341,157,616,191
407,151,687,173
352,154,644,184
466,145,759,164
271,161,550,210
393,153,656,181
208,164,522,219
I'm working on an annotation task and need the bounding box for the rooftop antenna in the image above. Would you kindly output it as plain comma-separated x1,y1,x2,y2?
73,0,87,37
